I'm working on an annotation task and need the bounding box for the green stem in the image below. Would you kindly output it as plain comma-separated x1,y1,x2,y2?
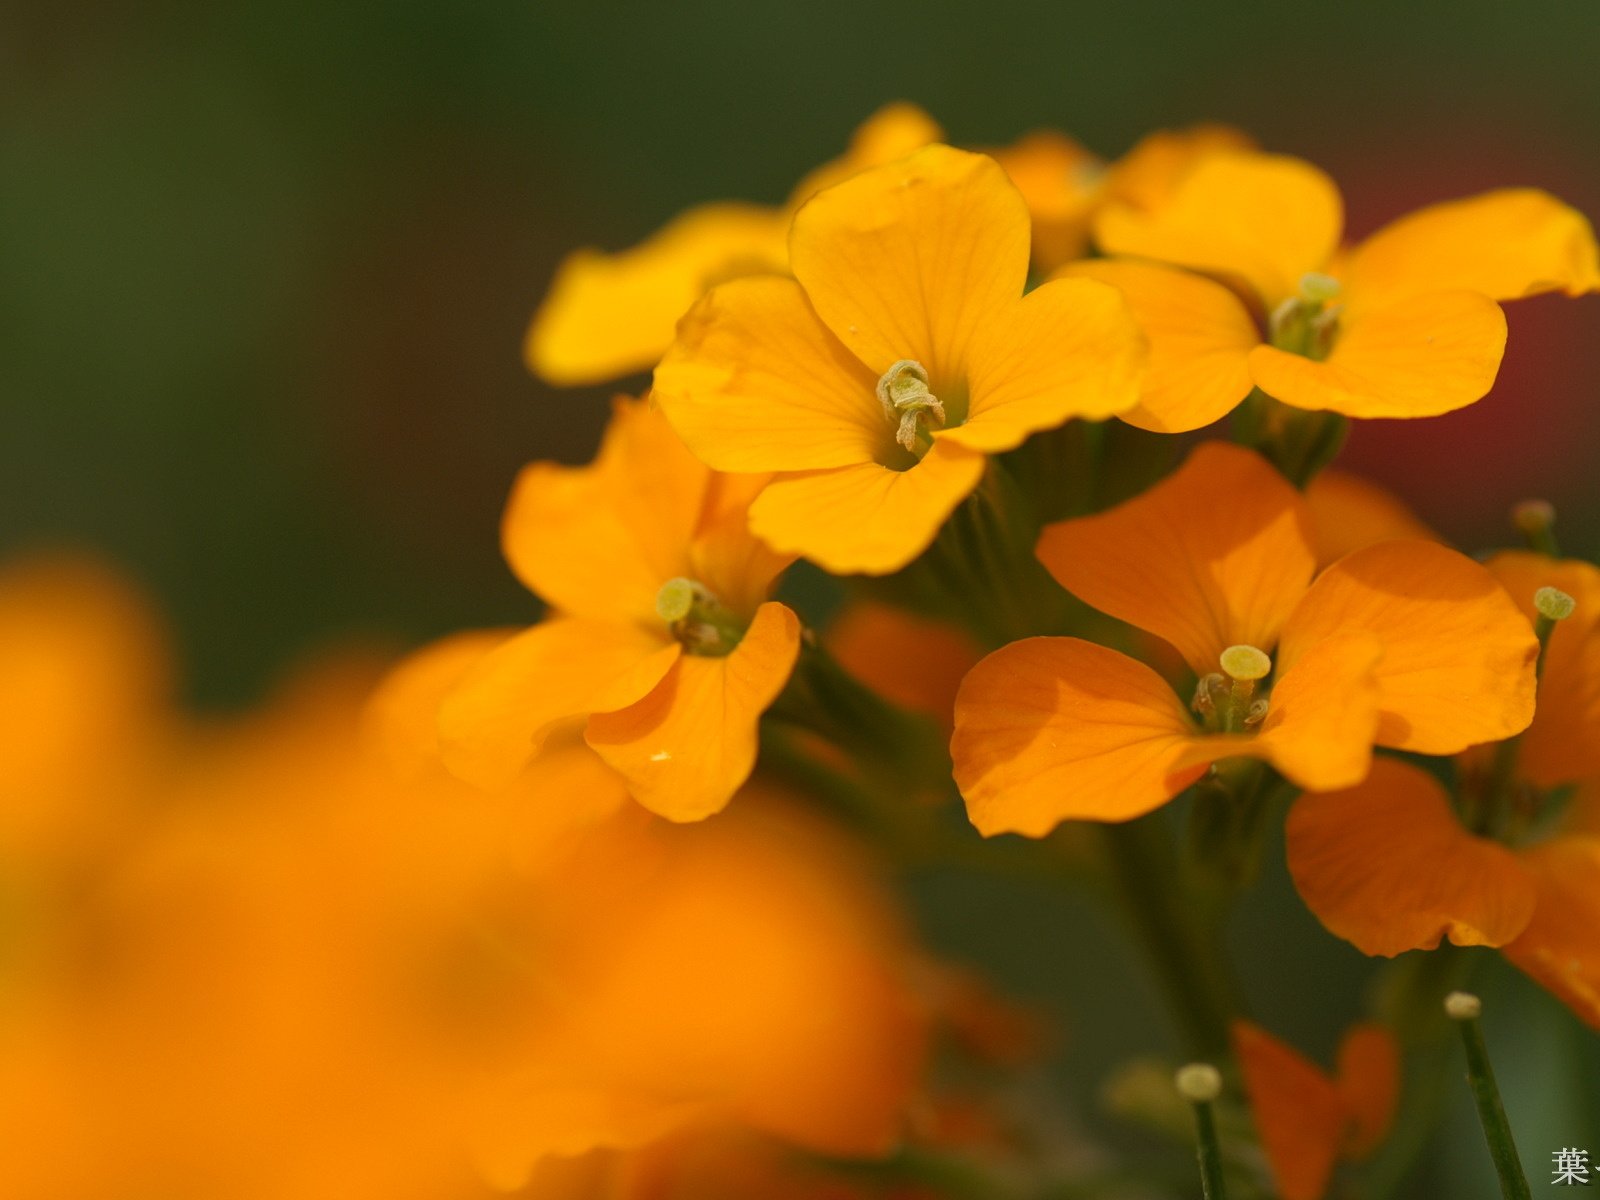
1191,1096,1228,1200
1452,1000,1532,1200
1102,815,1238,1059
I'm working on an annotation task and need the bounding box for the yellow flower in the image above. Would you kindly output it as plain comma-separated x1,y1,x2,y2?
527,103,941,386
951,442,1537,836
424,397,801,821
654,144,1145,575
1063,150,1600,429
990,123,1254,272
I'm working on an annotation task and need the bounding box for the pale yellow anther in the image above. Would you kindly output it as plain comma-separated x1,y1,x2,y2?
1535,586,1576,622
654,577,697,623
876,359,945,452
1220,644,1272,682
1298,271,1342,304
1444,990,1483,1021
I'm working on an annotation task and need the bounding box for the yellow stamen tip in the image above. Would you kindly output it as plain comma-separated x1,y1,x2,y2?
654,577,696,623
1220,644,1271,682
1174,1062,1223,1103
1535,586,1576,621
1299,271,1342,303
1444,991,1483,1021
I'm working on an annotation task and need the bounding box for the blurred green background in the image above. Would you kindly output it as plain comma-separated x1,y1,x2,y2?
5,2,1599,1195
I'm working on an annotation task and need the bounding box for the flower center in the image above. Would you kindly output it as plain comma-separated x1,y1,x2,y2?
876,359,946,456
1269,272,1343,361
1193,644,1273,734
654,577,744,656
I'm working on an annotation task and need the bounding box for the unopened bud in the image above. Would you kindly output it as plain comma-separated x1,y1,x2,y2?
1512,499,1556,537
1175,1062,1223,1103
1535,586,1576,622
1444,991,1483,1021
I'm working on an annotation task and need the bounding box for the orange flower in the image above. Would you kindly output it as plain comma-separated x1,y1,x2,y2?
1062,150,1600,430
991,123,1254,273
826,601,982,734
1303,467,1439,569
527,103,940,386
1287,551,1600,1027
951,442,1536,836
1232,1020,1399,1200
422,396,801,821
654,144,1145,575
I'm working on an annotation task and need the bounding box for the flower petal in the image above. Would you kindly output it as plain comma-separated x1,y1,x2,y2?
1504,836,1600,1030
1056,259,1257,433
1280,540,1538,754
989,129,1104,271
951,637,1205,836
1304,469,1439,570
1247,290,1507,419
527,203,789,386
936,276,1143,453
686,472,795,619
1335,1024,1400,1160
653,275,886,472
1286,757,1537,956
364,628,517,782
585,603,801,821
1484,552,1600,788
1105,124,1257,212
749,440,986,576
1343,189,1600,312
1036,442,1316,676
502,398,707,623
438,618,679,791
827,602,982,733
1232,1020,1346,1200
788,145,1030,383
1094,153,1343,307
786,102,944,209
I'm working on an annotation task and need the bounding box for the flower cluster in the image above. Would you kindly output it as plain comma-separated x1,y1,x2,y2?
14,104,1600,1200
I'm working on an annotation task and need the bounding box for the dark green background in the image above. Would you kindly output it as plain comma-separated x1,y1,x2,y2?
5,3,1598,1195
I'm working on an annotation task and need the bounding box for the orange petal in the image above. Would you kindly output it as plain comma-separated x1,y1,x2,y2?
1343,189,1600,312
527,202,789,387
363,628,516,782
654,275,886,472
1336,1024,1400,1160
1036,442,1316,676
1094,152,1343,307
1484,552,1600,788
1280,540,1538,754
1562,778,1600,837
827,602,982,732
686,472,795,620
950,637,1205,836
585,603,801,821
788,145,1030,384
748,439,987,576
938,275,1144,453
1286,757,1538,956
1247,290,1507,419
502,397,707,623
1504,835,1600,1029
989,129,1104,271
786,102,944,209
1056,259,1258,433
1105,124,1258,212
1232,1020,1347,1200
1304,469,1439,570
438,618,679,791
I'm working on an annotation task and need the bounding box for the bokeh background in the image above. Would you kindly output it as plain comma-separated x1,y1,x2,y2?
5,2,1599,1194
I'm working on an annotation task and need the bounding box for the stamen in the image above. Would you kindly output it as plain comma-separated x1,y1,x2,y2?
1298,271,1342,304
876,359,946,453
1220,644,1271,684
1535,586,1576,622
653,577,744,656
